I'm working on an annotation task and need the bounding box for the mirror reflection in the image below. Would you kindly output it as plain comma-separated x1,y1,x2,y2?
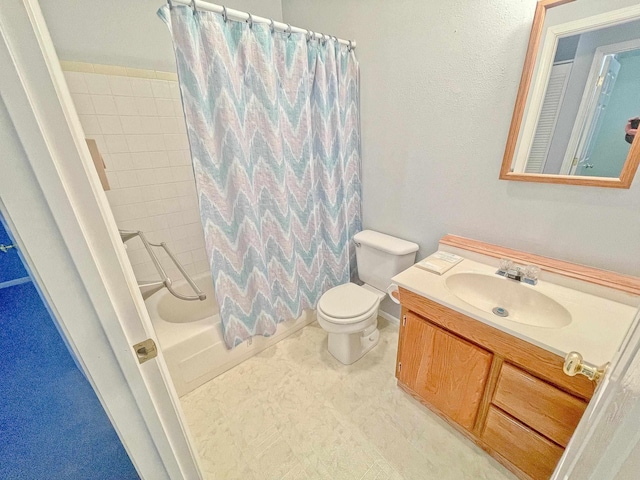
521,20,640,177
523,20,640,177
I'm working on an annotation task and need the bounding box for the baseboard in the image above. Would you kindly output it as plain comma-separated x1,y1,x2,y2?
379,309,400,326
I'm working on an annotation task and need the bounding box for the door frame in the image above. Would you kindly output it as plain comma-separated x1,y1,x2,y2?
560,38,640,175
0,1,201,478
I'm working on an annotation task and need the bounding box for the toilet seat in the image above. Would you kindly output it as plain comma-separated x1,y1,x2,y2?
317,283,379,324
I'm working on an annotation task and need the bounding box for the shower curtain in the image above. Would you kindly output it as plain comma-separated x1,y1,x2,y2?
160,5,361,348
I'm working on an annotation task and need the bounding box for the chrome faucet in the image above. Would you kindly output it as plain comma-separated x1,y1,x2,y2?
496,258,540,286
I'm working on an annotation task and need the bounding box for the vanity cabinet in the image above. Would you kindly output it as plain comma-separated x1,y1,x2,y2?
398,312,492,430
396,288,593,480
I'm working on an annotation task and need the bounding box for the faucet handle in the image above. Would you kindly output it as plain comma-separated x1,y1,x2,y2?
524,264,540,280
498,258,513,272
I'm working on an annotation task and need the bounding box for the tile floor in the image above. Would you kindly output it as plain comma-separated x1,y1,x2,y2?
181,318,517,480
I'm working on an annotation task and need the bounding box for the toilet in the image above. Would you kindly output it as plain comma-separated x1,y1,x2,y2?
317,230,419,365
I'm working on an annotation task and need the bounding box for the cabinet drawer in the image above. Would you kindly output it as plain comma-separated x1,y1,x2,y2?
493,363,587,447
483,406,563,480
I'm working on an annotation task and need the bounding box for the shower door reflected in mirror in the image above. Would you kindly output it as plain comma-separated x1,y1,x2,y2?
526,32,640,178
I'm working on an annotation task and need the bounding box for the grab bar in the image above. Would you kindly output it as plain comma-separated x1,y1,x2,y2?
119,229,206,302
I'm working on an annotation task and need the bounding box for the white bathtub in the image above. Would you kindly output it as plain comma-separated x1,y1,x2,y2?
145,272,315,396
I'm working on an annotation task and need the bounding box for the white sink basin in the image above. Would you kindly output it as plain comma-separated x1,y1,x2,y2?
445,272,572,328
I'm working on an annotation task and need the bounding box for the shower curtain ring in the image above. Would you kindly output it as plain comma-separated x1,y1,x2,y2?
306,29,312,42
190,0,197,14
321,33,327,45
246,13,253,29
221,5,228,22
167,0,173,10
286,24,292,38
269,19,275,34
348,40,353,52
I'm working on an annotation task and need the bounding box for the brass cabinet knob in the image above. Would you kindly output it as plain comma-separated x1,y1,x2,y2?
563,351,608,383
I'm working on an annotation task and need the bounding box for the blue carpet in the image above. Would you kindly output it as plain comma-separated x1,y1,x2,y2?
0,279,140,479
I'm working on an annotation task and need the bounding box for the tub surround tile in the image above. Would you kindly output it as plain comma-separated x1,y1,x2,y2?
62,62,210,280
181,320,516,480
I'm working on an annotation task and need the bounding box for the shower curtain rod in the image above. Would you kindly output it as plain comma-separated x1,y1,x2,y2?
167,0,356,50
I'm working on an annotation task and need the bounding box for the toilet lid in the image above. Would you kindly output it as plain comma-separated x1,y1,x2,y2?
317,283,379,319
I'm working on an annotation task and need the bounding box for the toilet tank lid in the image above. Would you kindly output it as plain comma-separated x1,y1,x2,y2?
353,230,419,255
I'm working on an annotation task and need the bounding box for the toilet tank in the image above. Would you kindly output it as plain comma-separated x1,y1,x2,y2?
354,230,419,292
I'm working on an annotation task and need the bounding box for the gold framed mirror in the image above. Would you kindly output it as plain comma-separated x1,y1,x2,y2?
501,0,640,188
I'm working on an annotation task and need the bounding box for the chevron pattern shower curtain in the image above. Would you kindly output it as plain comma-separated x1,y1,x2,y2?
160,6,361,348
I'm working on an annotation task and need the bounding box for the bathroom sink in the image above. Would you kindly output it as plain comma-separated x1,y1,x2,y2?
445,272,571,328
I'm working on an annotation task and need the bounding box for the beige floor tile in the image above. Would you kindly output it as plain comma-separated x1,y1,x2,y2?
181,318,516,480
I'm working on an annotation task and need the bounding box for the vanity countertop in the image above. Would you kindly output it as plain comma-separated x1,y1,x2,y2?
392,257,637,366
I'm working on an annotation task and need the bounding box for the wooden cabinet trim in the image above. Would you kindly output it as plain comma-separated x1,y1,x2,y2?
473,355,504,436
493,363,587,448
399,287,595,400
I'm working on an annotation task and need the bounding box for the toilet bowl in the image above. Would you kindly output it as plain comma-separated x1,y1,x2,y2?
316,230,419,365
317,283,384,365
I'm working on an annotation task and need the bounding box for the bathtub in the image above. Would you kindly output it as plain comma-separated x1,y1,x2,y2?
144,272,315,396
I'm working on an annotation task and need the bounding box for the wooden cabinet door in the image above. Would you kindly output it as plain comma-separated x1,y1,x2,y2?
398,312,493,430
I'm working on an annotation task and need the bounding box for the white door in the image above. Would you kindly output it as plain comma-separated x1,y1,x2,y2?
571,55,621,175
0,1,201,478
553,307,640,479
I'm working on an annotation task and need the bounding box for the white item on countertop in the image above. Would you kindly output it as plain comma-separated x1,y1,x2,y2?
415,251,464,275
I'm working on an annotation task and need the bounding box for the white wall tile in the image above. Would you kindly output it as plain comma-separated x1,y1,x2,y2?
85,73,111,94
78,115,101,135
155,98,175,117
67,70,207,281
135,97,157,116
160,117,178,134
117,170,139,188
164,133,189,151
121,116,143,135
97,115,123,135
91,95,118,115
131,152,152,169
136,169,157,186
130,77,153,97
151,79,172,99
160,183,178,199
114,96,138,116
105,171,120,189
64,71,89,94
169,83,180,99
126,134,147,153
173,99,184,117
105,134,129,153
145,134,165,152
162,198,182,214
110,153,133,170
171,166,192,182
141,116,161,134
150,151,171,168
155,167,174,184
108,75,133,96
146,200,165,217
71,93,95,114
194,260,210,274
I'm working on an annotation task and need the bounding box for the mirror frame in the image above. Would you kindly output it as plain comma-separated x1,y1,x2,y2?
500,0,640,188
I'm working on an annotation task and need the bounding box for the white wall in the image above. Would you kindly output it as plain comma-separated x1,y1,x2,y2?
282,0,640,292
39,0,283,72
